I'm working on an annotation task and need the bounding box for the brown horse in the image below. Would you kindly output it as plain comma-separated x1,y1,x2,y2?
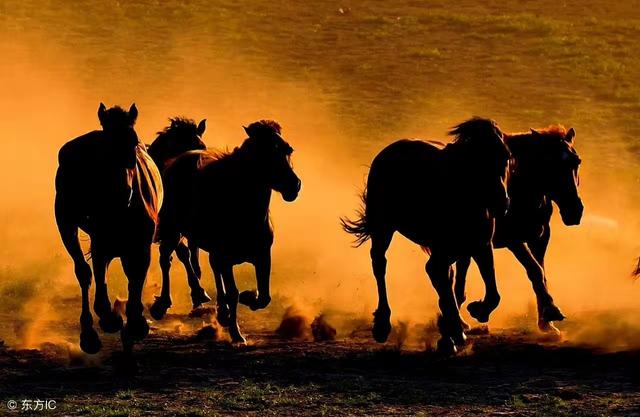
55,103,163,354
342,118,510,353
151,120,301,343
454,126,583,333
146,117,211,319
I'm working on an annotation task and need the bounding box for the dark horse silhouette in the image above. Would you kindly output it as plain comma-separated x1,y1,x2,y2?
146,117,211,317
151,120,301,343
55,103,163,354
454,125,583,333
342,118,510,353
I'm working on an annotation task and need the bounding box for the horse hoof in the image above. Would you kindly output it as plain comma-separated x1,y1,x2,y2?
452,330,467,347
113,352,139,376
125,317,150,342
467,301,490,323
538,319,561,334
150,297,171,321
80,329,102,354
216,306,231,327
460,316,471,331
191,289,212,309
372,314,392,343
541,304,565,323
230,331,247,345
252,296,271,311
436,337,457,355
238,290,258,308
99,311,124,334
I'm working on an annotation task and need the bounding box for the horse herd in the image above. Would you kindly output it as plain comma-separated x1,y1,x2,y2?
54,103,583,355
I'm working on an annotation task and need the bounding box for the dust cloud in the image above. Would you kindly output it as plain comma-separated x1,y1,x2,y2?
1,3,639,354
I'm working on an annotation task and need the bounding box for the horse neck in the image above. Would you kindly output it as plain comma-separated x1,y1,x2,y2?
228,151,273,210
505,135,548,207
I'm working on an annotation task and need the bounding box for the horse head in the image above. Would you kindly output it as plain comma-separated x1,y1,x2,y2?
98,102,140,170
529,126,583,225
241,120,301,202
148,117,207,170
449,117,511,217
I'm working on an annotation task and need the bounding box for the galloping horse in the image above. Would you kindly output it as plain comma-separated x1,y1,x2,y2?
342,118,510,353
146,117,211,319
454,126,583,333
151,120,301,343
55,103,163,353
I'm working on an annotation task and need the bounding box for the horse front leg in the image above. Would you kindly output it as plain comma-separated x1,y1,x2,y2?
466,244,501,324
211,255,244,343
189,240,202,279
239,250,272,311
453,257,471,330
121,248,152,351
175,239,211,309
150,236,179,320
508,242,564,333
454,256,471,308
55,196,101,354
369,230,393,343
426,252,465,354
92,252,123,334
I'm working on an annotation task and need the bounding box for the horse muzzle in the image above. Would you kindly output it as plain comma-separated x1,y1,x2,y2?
281,178,301,202
559,199,584,226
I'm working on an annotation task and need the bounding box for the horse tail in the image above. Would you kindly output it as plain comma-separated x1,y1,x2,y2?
340,190,371,247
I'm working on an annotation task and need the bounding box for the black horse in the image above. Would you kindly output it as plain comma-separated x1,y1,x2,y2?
146,117,211,318
454,125,583,333
55,103,163,354
151,120,301,343
342,118,510,353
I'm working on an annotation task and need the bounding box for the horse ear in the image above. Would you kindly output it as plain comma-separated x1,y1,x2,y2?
197,119,206,136
530,128,540,136
129,103,138,124
98,103,107,124
243,125,251,137
565,127,576,143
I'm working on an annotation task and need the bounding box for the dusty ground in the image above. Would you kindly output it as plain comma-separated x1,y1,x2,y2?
1,308,639,417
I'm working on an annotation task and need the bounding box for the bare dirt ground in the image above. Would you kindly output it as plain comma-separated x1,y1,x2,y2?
1,308,639,417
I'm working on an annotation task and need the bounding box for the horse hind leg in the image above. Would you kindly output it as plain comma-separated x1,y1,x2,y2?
370,229,393,343
92,252,123,334
175,240,211,309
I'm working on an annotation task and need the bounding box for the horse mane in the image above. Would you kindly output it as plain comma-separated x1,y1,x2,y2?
504,125,573,159
154,117,201,143
246,119,282,136
505,125,568,141
194,119,284,169
134,145,163,225
447,117,502,144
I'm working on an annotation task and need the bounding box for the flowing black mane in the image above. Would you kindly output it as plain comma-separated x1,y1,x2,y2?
448,117,502,145
157,117,200,138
